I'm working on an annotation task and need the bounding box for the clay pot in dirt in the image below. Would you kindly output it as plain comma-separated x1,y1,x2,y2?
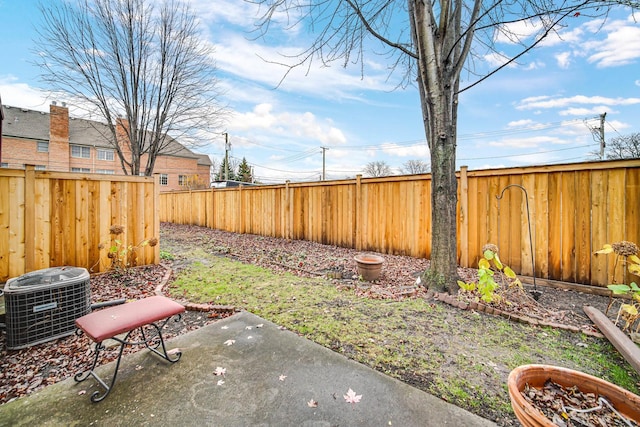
354,254,384,281
508,364,640,427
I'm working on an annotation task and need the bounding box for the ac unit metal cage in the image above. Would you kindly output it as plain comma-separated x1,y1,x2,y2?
4,267,90,350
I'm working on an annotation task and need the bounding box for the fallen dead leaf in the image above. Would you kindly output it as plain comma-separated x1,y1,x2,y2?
307,399,318,408
344,388,362,404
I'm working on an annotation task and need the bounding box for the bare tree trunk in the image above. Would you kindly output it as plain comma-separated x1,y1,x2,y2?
411,0,461,293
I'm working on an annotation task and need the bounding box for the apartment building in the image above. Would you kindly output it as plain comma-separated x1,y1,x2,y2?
1,103,212,191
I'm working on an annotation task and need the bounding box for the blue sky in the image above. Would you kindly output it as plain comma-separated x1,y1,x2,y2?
1,1,639,183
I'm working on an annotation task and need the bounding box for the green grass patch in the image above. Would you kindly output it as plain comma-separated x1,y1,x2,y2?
167,249,640,423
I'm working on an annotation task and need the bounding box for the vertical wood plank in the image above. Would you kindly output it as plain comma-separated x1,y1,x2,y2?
75,179,89,268
9,176,25,278
590,170,609,285
459,166,469,267
560,172,576,282
520,174,536,276
607,169,626,284
575,171,591,284
547,172,562,280
533,173,549,279
0,175,10,280
625,168,640,284
24,166,36,271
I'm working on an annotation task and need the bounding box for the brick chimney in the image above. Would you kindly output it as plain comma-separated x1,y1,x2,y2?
49,102,70,172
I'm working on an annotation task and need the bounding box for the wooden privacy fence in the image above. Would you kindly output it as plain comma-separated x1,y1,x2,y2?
0,166,159,283
159,159,640,287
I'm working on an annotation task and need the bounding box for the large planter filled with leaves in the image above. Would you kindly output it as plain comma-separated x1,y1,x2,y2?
508,364,640,426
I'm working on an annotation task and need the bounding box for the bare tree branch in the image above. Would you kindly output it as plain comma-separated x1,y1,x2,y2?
35,0,227,176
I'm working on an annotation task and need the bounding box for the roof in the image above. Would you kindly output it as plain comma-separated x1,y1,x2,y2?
1,105,205,159
196,153,212,166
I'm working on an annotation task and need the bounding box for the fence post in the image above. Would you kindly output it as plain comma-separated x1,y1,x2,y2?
153,175,160,264
285,180,291,239
210,186,215,229
354,174,362,250
24,165,36,272
459,166,469,267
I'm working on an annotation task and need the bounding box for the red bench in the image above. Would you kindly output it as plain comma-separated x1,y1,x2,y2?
74,295,185,402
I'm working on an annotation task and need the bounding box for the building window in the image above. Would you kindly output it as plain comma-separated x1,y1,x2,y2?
0,163,8,168
71,145,91,159
97,149,114,161
71,167,91,173
96,169,115,174
37,141,49,152
178,175,187,186
159,174,168,186
35,165,46,171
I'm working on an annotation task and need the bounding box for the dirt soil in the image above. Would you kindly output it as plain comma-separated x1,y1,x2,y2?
0,222,626,417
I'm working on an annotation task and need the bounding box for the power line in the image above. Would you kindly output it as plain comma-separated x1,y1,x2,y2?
458,143,596,161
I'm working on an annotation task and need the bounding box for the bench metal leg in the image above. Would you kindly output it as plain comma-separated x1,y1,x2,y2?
74,314,182,402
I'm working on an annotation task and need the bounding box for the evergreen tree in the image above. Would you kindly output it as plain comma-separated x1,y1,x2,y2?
216,156,235,181
237,157,253,183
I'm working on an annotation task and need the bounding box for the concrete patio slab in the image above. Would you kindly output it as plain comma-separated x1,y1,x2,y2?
1,311,497,426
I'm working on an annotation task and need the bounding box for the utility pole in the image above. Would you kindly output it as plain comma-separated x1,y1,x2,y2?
598,112,606,160
320,146,329,181
223,132,230,181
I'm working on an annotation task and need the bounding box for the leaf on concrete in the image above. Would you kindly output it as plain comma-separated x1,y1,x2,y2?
344,388,362,404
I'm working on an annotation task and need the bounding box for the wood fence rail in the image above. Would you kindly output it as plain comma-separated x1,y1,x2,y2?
0,166,159,282
160,159,640,287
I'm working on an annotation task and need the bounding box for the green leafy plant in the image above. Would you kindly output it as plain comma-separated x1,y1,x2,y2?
596,241,640,333
458,244,522,304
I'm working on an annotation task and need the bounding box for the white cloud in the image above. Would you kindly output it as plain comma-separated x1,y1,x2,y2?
555,52,571,69
0,77,49,110
559,106,613,116
212,34,393,101
585,24,640,67
494,19,543,44
507,119,535,127
229,103,347,146
487,135,566,148
517,95,640,110
380,142,428,158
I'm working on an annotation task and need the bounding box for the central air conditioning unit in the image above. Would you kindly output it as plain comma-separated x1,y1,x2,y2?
3,266,91,350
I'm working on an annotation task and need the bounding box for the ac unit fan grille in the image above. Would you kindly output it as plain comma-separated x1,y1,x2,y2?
5,279,90,350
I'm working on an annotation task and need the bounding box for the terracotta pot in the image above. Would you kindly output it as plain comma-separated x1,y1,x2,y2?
508,364,640,427
354,254,384,281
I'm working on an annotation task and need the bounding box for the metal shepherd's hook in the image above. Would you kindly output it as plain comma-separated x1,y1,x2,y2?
496,184,541,300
